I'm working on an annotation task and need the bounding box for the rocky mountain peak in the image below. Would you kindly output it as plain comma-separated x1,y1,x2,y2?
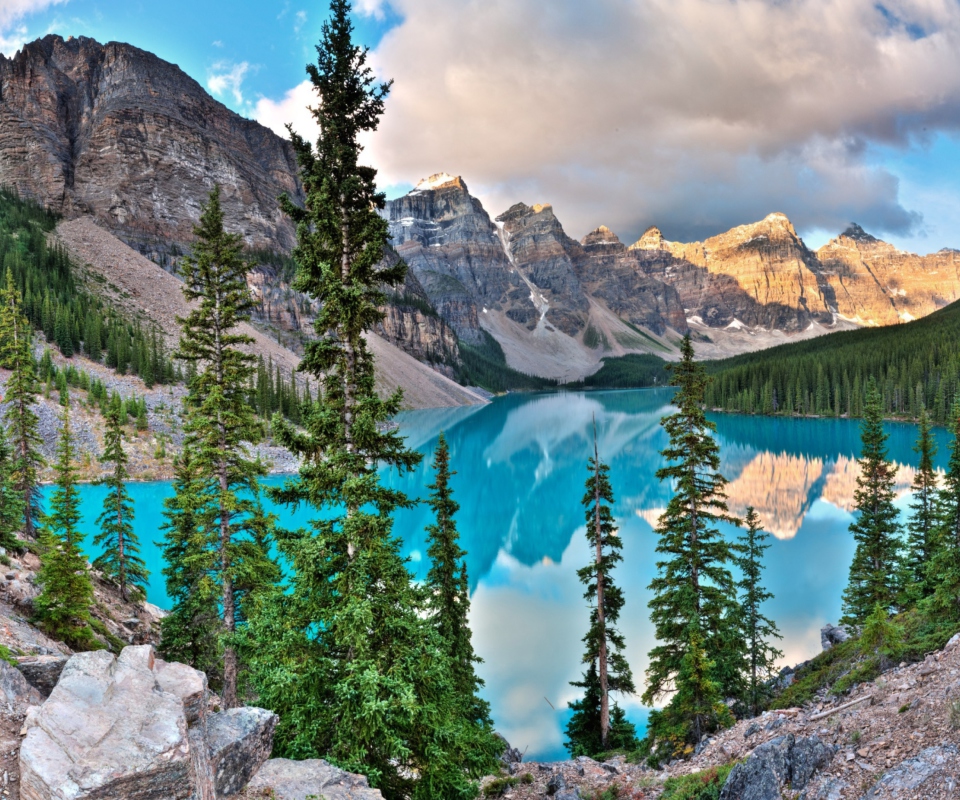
630,226,667,251
580,225,623,249
414,172,465,192
840,222,878,243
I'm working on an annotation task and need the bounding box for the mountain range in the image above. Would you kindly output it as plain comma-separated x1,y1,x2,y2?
4,34,960,387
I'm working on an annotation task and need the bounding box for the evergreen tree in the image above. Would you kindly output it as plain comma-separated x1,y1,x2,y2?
566,424,637,756
735,508,783,717
92,402,148,601
0,426,24,551
34,406,96,649
841,378,902,625
926,402,960,620
0,270,44,538
159,447,222,682
902,408,939,604
243,4,501,796
174,185,266,709
424,433,490,725
644,334,741,752
565,661,639,758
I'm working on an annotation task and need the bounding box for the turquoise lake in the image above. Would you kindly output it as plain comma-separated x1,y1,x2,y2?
43,388,952,761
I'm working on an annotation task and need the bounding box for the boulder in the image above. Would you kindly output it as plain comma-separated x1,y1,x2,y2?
0,657,41,714
861,745,958,799
494,732,522,765
19,646,194,800
245,758,384,800
205,707,277,797
15,655,70,697
546,771,566,795
18,644,277,800
720,735,836,800
820,624,851,651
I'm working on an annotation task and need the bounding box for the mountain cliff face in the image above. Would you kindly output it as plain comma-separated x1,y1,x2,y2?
0,35,303,259
816,225,960,325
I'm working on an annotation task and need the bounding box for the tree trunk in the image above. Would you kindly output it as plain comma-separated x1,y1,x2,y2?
594,451,609,749
117,483,127,602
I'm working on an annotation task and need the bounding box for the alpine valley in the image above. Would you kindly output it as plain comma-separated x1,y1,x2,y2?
3,35,960,397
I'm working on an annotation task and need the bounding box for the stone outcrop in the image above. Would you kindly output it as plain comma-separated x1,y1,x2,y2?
820,623,852,651
14,655,69,698
18,644,277,800
0,658,41,714
718,734,836,799
244,759,385,800
0,35,304,262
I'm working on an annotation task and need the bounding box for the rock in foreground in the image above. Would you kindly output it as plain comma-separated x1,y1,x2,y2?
18,644,277,800
244,758,385,799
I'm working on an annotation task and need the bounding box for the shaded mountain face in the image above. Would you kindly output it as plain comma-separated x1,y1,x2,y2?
0,35,303,260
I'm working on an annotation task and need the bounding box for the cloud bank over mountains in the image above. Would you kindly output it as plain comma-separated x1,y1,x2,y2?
256,0,960,247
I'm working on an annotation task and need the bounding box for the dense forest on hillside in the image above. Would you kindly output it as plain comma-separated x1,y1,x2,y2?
702,301,960,423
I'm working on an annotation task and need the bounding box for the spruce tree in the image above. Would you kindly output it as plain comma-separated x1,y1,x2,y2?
735,508,783,717
159,447,222,682
0,270,44,538
565,661,639,758
644,334,741,752
566,424,637,756
244,4,501,796
174,185,267,709
926,402,960,620
424,433,491,725
0,426,24,551
92,402,148,601
34,405,96,649
903,408,939,604
841,377,902,625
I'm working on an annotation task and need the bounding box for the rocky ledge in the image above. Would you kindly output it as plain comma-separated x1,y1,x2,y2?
0,644,384,800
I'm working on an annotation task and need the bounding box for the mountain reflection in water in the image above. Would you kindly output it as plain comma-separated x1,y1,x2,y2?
52,388,950,761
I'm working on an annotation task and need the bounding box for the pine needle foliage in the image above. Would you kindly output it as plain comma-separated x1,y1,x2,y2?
645,334,741,752
425,433,491,726
243,4,502,797
925,402,960,621
159,447,223,684
902,408,940,605
0,269,45,539
565,661,639,759
841,378,903,626
174,185,268,709
735,508,783,717
34,405,97,650
92,400,148,601
0,425,24,551
566,424,637,756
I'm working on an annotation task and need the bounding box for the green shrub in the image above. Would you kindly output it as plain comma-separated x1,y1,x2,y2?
660,763,737,800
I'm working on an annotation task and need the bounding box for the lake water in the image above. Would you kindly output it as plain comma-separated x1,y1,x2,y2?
45,388,950,761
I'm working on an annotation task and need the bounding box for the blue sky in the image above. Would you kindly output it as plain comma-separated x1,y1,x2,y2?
4,0,960,253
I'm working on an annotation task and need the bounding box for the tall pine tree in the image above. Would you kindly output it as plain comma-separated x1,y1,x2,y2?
0,270,44,539
841,377,902,625
926,401,960,620
424,433,491,726
159,447,223,682
565,423,638,756
243,4,502,797
735,508,782,717
34,405,96,649
0,426,24,552
93,400,148,601
644,334,741,753
902,408,939,604
174,185,267,709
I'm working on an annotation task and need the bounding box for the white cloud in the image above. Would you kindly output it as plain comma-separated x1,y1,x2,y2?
212,40,224,48
255,79,320,143
207,61,251,106
0,0,69,56
334,0,960,243
355,0,388,20
294,10,307,34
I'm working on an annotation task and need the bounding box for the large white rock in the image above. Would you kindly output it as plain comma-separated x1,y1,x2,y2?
19,645,195,800
245,759,385,800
